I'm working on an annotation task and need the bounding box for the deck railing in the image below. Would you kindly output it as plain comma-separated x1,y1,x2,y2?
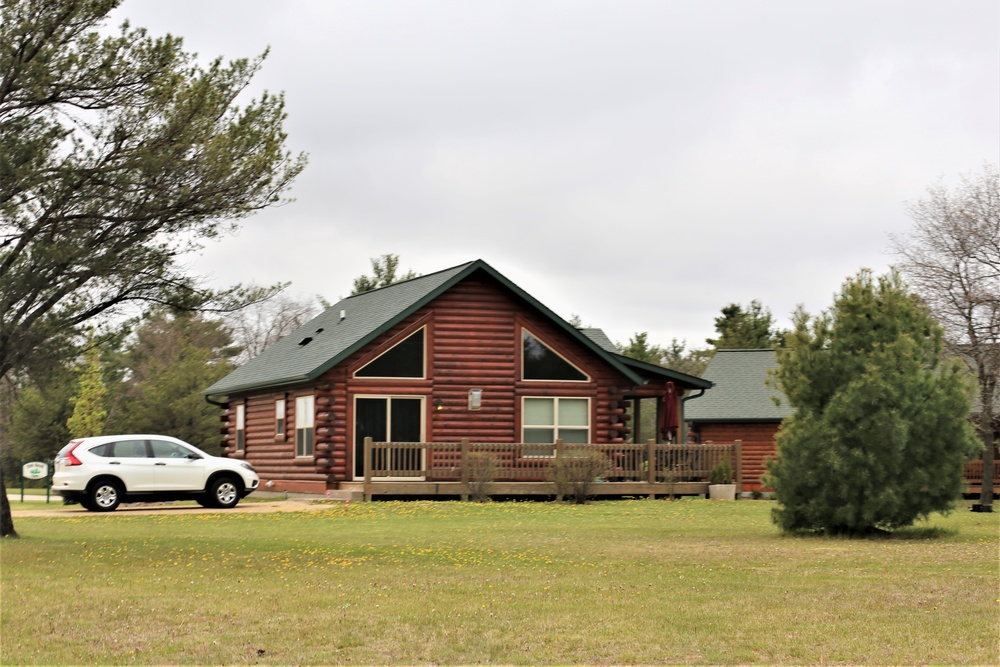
362,438,742,496
963,457,1000,490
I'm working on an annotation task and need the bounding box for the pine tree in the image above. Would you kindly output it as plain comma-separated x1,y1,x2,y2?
766,269,981,534
66,339,107,438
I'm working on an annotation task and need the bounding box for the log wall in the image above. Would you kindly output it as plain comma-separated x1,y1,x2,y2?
695,422,780,492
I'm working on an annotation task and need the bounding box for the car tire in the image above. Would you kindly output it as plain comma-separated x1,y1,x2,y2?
207,476,240,509
86,479,122,512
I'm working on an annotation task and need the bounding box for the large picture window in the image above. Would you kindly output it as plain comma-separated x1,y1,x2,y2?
522,329,588,381
355,328,425,379
522,397,590,456
295,395,314,458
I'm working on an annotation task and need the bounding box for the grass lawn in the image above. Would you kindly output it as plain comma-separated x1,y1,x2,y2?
2,499,997,665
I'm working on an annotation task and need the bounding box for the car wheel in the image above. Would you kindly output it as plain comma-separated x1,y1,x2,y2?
86,479,122,512
208,476,240,509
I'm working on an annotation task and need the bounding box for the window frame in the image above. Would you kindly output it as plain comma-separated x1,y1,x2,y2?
295,395,315,458
235,403,246,453
275,398,286,438
520,396,591,457
353,326,427,380
520,328,590,383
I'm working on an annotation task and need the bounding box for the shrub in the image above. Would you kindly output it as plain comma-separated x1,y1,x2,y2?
549,450,613,504
709,459,733,485
465,452,499,502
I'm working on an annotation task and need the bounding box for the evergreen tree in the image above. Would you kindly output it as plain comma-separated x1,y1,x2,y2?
351,254,418,295
66,336,107,438
766,270,980,534
0,0,304,535
108,312,237,451
706,300,783,349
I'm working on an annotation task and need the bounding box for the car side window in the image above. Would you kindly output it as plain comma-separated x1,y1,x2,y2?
112,440,149,458
89,443,113,457
150,440,191,459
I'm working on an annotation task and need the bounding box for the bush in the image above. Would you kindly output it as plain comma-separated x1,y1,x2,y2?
465,452,499,502
549,450,613,504
709,459,733,485
766,270,981,534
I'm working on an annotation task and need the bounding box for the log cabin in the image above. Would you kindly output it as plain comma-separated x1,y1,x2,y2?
204,260,712,495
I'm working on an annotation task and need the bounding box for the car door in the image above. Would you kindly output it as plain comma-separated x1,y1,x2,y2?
108,439,157,491
149,439,207,491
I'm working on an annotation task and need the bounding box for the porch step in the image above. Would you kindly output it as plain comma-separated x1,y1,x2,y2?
324,489,364,502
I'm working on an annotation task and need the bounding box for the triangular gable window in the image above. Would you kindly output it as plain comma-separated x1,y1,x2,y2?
356,328,425,378
522,329,588,381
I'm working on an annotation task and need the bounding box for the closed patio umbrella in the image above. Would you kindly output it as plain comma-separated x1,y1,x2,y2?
660,381,679,443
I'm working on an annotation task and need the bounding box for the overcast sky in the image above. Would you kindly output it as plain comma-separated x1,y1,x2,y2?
115,0,999,351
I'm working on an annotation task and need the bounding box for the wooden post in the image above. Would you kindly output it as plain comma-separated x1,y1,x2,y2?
555,439,564,502
634,399,642,443
363,436,372,502
460,438,470,502
734,439,743,498
647,438,656,499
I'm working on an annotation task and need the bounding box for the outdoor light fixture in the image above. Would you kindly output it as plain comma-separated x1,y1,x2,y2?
434,398,444,411
468,389,482,411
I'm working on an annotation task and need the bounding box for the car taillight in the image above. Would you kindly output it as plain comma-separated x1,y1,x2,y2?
64,440,84,466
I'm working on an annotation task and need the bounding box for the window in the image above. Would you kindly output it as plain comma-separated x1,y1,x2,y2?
235,403,245,452
522,397,590,456
89,443,113,457
275,398,286,437
522,329,588,381
295,395,315,457
112,440,149,458
150,440,195,459
355,328,425,378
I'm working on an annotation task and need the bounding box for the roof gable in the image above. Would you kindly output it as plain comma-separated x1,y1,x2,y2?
205,260,646,397
684,349,793,422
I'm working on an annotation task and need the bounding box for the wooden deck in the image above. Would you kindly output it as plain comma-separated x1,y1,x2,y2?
963,458,999,497
357,438,742,500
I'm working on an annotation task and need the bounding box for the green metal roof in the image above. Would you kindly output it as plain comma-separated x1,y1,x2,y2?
205,260,646,397
684,349,793,422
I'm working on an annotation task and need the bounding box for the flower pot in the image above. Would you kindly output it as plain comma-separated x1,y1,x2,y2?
708,483,737,501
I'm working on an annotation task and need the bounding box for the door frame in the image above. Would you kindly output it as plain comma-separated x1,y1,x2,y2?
352,394,427,481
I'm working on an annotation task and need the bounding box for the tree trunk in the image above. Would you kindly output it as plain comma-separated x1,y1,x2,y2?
1,465,18,538
977,409,995,509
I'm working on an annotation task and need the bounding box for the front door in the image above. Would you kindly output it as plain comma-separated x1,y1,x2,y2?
354,396,424,479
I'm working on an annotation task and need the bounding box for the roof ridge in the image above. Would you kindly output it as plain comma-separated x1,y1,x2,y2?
344,260,478,300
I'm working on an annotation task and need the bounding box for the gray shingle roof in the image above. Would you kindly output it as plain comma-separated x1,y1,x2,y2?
578,328,620,354
205,260,647,397
684,349,793,422
205,262,474,396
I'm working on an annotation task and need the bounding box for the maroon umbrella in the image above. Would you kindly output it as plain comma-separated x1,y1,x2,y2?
659,381,679,443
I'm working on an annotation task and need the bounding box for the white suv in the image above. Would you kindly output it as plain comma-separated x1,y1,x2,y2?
52,435,259,512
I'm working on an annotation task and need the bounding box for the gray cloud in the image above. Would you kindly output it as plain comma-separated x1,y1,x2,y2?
120,0,998,350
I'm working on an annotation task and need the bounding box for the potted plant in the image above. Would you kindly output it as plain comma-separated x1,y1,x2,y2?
708,459,736,500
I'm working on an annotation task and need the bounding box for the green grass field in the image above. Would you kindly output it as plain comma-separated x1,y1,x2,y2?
2,499,997,665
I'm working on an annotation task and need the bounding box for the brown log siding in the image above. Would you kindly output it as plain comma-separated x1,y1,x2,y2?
696,422,780,492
